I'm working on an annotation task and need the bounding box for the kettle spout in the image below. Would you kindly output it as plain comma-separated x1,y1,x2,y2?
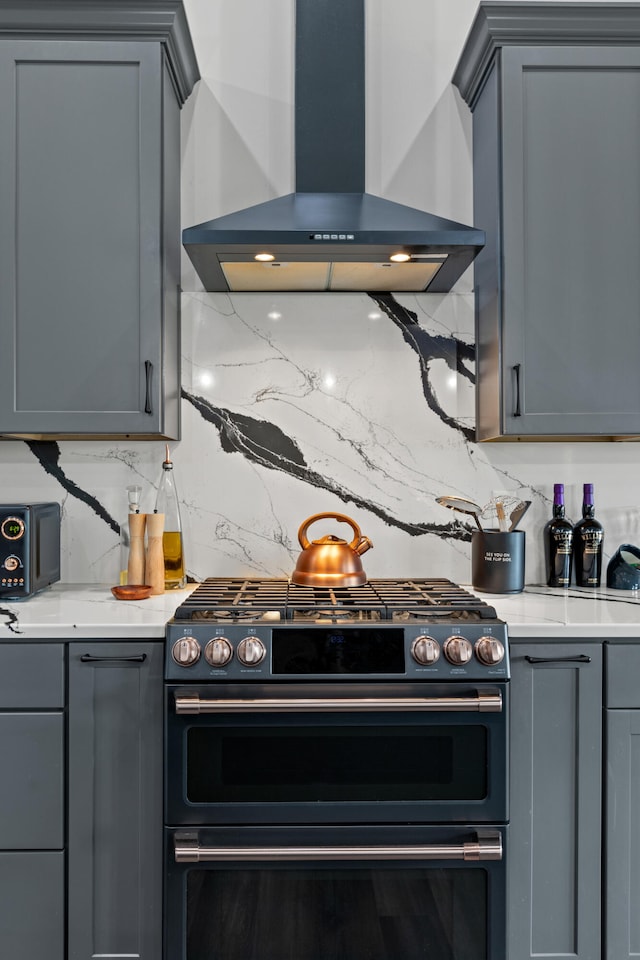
355,536,373,556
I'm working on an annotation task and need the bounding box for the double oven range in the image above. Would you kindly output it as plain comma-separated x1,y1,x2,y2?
164,578,509,960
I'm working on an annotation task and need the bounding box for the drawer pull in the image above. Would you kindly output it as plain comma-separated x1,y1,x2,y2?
80,653,147,663
525,654,591,665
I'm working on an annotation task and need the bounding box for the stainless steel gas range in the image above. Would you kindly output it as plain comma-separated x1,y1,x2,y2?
164,578,509,960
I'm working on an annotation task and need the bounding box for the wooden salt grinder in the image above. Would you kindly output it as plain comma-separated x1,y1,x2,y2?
145,512,165,595
127,512,146,585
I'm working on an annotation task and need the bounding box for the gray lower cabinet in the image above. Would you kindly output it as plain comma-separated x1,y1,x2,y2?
508,642,602,960
605,643,640,960
0,2,198,439
454,5,640,440
0,643,65,960
68,642,164,960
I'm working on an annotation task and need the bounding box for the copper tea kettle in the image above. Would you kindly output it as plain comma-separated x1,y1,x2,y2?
291,512,373,587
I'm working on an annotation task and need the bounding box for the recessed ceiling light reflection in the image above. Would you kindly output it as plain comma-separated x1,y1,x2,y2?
267,310,282,321
368,311,381,321
198,371,214,389
447,374,457,389
324,373,336,389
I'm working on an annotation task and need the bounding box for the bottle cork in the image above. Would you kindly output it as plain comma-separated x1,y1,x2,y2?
145,512,165,596
127,512,146,585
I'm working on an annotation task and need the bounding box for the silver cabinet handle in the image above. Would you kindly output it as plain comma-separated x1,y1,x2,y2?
174,690,502,714
175,832,502,864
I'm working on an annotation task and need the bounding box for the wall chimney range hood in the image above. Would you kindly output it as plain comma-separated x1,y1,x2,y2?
183,0,485,293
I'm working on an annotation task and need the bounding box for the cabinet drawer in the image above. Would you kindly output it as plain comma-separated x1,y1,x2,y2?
606,644,640,707
0,712,64,848
0,852,64,959
0,643,64,706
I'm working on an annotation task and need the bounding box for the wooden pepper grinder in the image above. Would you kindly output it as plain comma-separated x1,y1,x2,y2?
127,511,146,585
145,511,165,595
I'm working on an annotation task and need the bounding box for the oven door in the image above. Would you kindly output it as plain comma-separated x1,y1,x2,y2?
165,824,506,960
165,682,508,825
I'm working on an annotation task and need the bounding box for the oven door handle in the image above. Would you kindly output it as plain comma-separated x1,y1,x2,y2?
174,832,503,863
174,690,502,714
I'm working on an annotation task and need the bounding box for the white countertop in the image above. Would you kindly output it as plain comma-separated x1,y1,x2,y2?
1,582,639,640
476,584,640,638
0,583,194,639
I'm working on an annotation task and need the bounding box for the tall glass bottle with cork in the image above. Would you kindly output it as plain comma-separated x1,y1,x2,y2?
155,445,186,589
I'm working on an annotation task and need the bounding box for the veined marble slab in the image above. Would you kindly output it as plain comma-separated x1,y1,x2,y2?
1,583,640,640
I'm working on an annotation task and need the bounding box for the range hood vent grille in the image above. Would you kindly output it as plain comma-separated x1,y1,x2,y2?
183,0,484,293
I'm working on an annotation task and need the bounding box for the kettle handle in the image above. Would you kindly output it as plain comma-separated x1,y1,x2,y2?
297,513,362,550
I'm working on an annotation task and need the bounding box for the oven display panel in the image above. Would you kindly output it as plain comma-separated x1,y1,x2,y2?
271,627,405,674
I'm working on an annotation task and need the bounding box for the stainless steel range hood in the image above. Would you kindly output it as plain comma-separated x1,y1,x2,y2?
183,0,485,293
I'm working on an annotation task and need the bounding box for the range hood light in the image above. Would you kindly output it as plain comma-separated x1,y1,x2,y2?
389,252,411,263
254,252,275,262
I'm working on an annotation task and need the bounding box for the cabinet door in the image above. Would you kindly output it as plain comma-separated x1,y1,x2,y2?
605,709,640,960
473,45,640,439
0,39,177,437
508,643,602,960
68,642,163,960
605,644,640,960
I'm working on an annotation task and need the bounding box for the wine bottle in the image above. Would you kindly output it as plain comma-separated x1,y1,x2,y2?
573,483,604,587
155,445,186,589
544,483,573,587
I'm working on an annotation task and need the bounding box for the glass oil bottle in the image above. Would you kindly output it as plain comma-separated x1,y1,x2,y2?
155,445,186,589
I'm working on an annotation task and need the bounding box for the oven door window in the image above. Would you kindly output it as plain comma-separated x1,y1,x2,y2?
186,719,487,803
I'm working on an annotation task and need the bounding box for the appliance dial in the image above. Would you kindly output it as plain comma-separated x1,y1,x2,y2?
237,636,266,667
3,555,20,572
204,637,233,667
475,636,505,666
1,517,25,540
411,635,440,665
171,636,201,667
443,636,473,665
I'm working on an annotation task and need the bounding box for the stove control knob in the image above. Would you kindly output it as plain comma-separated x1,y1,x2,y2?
475,636,505,666
411,635,440,665
237,636,266,667
443,636,473,666
171,636,201,667
204,637,233,667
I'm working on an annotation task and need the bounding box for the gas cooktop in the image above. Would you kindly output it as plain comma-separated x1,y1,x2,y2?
172,577,499,624
165,578,509,682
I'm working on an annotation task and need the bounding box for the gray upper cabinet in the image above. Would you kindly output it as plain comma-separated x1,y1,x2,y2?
0,1,199,439
454,4,640,440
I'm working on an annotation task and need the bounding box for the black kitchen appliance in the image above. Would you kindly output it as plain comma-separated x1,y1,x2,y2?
0,502,60,599
164,577,509,960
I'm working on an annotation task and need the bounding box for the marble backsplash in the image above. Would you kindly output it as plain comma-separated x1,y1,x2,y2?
2,289,640,589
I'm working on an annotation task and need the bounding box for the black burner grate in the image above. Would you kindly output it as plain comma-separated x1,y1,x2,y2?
173,578,498,622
